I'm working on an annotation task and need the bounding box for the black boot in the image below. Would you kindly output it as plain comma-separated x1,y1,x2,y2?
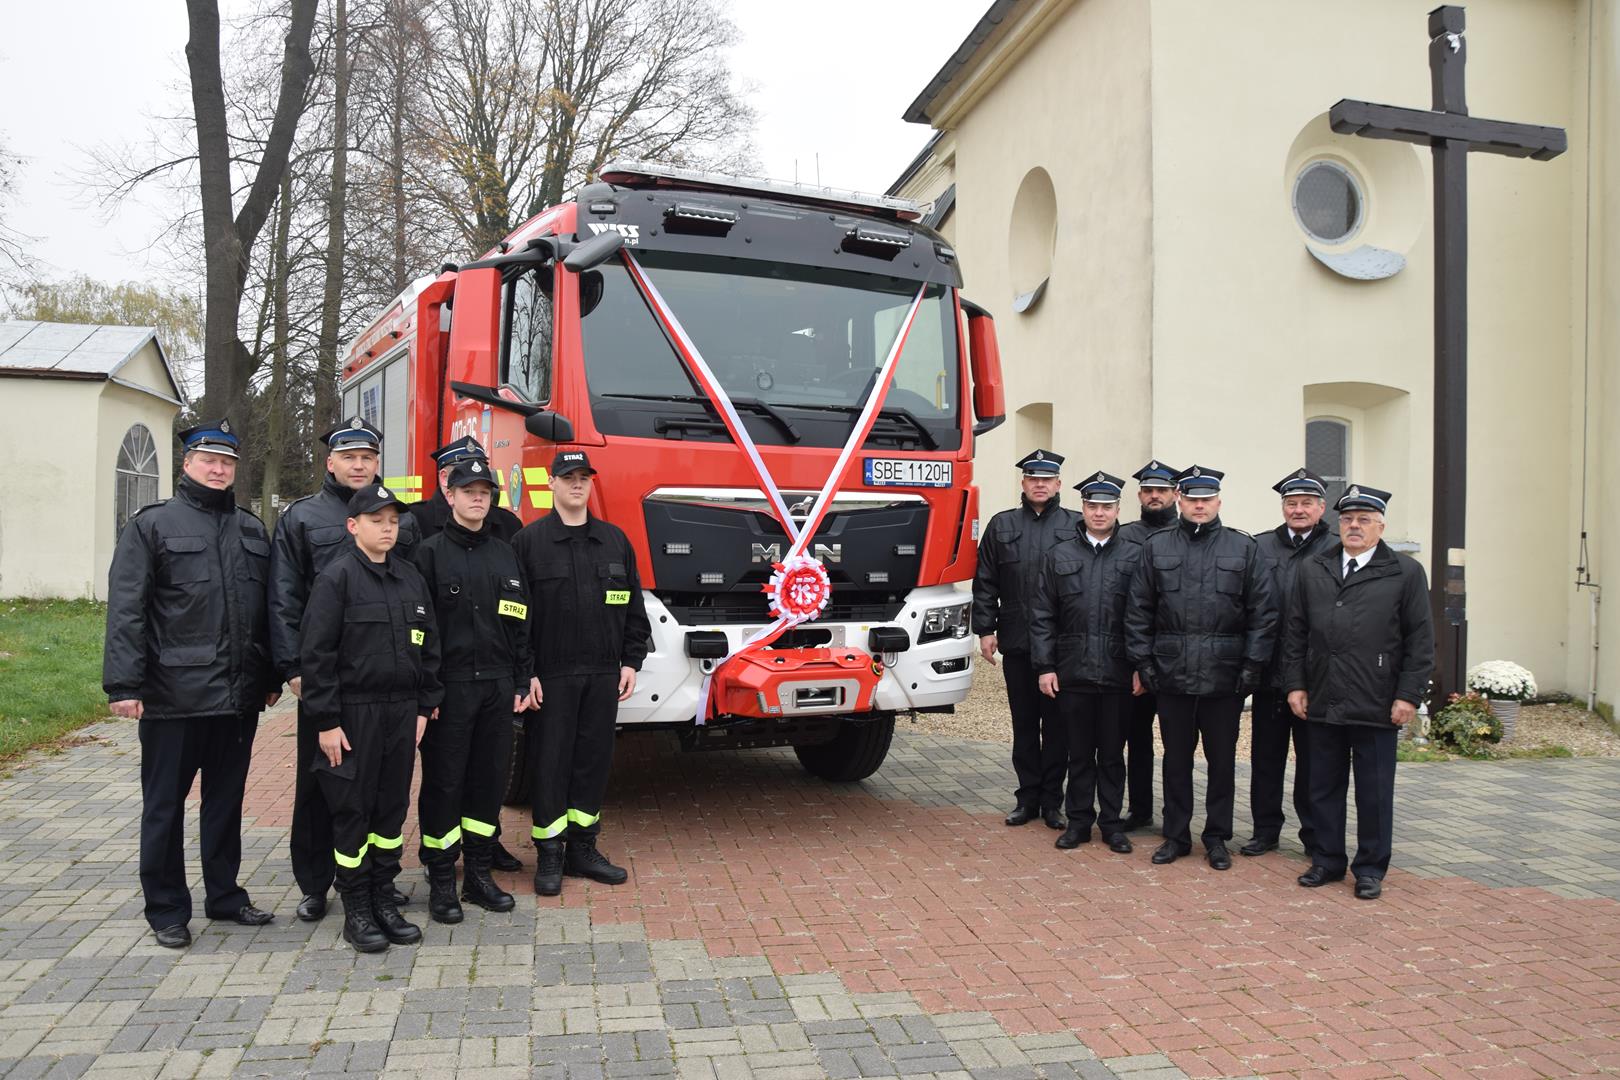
426,861,463,924
340,889,388,953
490,840,524,872
533,840,564,896
564,836,628,885
372,885,422,945
462,844,516,912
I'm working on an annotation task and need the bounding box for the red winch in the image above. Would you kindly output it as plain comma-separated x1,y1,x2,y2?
711,647,884,718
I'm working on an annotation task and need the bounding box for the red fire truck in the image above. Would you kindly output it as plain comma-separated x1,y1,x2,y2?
339,162,1005,792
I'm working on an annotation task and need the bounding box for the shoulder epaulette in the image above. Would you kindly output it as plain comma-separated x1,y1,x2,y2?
131,499,170,518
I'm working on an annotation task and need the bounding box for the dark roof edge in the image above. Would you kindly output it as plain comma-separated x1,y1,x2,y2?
886,131,945,196
923,185,957,230
901,0,1025,126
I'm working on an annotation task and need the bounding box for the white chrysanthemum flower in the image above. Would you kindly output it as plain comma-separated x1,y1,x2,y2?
1465,660,1537,701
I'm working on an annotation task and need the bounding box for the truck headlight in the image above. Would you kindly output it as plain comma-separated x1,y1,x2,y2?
919,601,970,644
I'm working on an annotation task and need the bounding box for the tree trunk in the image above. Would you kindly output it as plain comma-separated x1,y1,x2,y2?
389,0,410,295
184,0,318,429
314,0,350,433
261,171,294,530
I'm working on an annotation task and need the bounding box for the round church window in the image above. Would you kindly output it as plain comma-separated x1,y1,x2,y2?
1292,160,1364,244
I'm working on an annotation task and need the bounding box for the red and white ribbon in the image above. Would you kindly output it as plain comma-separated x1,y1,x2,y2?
622,252,928,721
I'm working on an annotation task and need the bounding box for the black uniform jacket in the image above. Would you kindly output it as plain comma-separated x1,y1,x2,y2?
511,513,652,678
298,544,443,731
408,489,522,543
1125,516,1278,696
411,519,533,696
1280,541,1435,727
1117,512,1175,546
1255,521,1337,690
1027,527,1144,692
971,497,1082,655
103,476,278,719
270,473,420,681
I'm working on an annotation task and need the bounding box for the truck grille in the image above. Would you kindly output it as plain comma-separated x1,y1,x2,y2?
655,589,904,625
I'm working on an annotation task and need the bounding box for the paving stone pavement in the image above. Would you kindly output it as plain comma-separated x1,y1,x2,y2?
0,707,1617,1079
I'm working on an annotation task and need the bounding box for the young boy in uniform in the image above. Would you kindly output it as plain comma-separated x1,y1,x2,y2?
411,459,537,922
300,484,442,952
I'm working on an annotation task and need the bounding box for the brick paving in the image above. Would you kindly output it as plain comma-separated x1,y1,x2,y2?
0,706,1617,1079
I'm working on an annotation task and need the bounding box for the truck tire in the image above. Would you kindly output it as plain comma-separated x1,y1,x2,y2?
503,719,531,806
793,715,895,782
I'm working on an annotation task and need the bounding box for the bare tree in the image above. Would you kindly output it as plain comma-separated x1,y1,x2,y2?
186,0,319,425
313,0,351,432
0,136,34,277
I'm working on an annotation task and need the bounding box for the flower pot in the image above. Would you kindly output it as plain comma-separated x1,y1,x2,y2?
1489,697,1521,740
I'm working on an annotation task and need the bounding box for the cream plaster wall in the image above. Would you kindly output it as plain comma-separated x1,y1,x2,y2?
940,0,1155,513
0,380,100,599
1147,0,1581,689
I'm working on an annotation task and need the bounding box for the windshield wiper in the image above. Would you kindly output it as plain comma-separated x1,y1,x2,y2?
600,392,801,442
785,402,940,450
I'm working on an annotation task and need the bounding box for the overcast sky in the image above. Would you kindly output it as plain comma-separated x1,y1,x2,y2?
0,0,985,287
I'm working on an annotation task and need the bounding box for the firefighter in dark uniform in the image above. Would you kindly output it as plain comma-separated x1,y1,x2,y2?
1241,468,1336,860
406,435,527,874
1028,470,1144,855
411,459,539,922
407,436,524,542
1115,460,1180,831
269,417,419,921
103,420,280,948
1282,485,1433,900
973,450,1081,829
511,450,651,896
299,483,443,951
1125,465,1277,870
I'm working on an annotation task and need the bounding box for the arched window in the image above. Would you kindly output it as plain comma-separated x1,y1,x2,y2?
116,424,159,537
1305,416,1350,522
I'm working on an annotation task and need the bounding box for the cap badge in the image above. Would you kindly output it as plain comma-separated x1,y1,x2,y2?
1296,469,1306,478
1150,460,1159,470
377,486,390,498
1348,486,1361,498
1034,451,1045,461
351,417,363,429
1095,472,1105,482
1192,467,1202,477
471,462,483,473
220,419,232,434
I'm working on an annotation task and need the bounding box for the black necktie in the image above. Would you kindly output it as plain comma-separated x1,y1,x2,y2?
1293,534,1305,549
1345,558,1359,580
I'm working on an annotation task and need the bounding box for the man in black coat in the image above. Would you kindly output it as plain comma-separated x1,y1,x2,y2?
407,435,523,542
103,420,280,948
1241,469,1337,860
1116,460,1180,831
1028,470,1144,855
411,460,537,922
512,450,652,896
405,435,527,874
1282,485,1434,900
972,450,1081,829
269,417,418,921
1125,465,1276,870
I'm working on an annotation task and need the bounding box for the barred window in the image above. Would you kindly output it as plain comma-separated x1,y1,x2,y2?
1306,416,1350,523
115,424,159,538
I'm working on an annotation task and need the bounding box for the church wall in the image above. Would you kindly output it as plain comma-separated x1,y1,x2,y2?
0,380,100,599
942,0,1155,515
1147,0,1582,692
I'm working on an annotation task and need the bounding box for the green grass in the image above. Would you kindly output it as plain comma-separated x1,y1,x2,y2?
0,599,109,760
1493,745,1575,760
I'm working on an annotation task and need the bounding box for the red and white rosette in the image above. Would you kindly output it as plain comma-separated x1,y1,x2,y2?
764,555,832,626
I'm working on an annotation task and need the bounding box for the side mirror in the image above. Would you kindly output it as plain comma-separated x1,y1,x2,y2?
563,230,624,272
961,297,1006,437
524,410,576,443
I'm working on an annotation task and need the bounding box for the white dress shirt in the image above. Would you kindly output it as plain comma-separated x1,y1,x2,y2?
1341,549,1373,578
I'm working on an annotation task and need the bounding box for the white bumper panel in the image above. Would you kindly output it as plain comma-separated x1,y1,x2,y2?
615,585,975,726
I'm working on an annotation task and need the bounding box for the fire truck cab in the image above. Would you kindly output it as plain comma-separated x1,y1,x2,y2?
341,162,1005,791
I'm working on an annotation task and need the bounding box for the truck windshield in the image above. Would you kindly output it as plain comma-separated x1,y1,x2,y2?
580,251,961,450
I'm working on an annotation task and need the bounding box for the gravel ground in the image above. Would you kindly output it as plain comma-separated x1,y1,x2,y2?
902,662,1620,759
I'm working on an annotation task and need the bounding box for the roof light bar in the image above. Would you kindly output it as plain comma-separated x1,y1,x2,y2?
599,160,924,222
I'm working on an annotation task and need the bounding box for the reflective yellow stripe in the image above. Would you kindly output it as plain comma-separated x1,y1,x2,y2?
421,826,462,850
410,629,425,645
497,599,528,619
461,816,497,838
368,833,403,850
383,475,424,503
522,467,549,485
567,808,600,828
334,843,369,869
523,467,554,510
532,814,568,840
605,591,629,605
530,490,554,509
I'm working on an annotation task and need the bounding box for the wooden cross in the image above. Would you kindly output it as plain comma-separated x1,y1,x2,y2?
1327,5,1566,705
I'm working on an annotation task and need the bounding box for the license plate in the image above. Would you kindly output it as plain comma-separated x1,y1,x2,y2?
863,458,953,488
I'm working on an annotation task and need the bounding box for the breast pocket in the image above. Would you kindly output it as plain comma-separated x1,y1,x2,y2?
240,536,270,581
1153,555,1182,592
307,524,349,572
497,575,529,621
1215,556,1247,596
598,562,630,606
993,527,1021,564
161,536,212,585
344,602,391,654
403,601,429,647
